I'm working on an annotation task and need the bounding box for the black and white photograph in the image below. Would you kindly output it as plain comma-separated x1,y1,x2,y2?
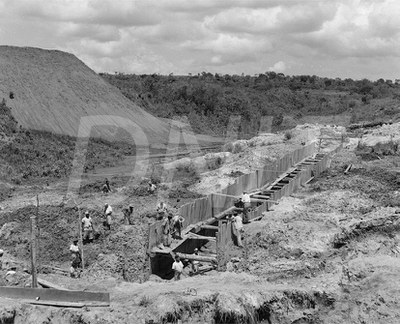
0,0,399,323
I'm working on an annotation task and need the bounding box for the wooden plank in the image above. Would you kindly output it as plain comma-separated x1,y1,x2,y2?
37,278,70,291
186,233,216,242
22,300,110,308
197,265,216,274
0,287,110,304
211,206,238,222
252,195,278,203
212,192,239,199
175,252,217,263
21,299,85,308
250,197,274,203
200,225,218,231
41,265,69,274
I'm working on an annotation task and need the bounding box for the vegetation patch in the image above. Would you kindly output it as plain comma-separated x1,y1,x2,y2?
0,105,135,185
101,72,400,135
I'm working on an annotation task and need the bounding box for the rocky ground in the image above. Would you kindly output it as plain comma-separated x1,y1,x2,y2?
0,122,399,323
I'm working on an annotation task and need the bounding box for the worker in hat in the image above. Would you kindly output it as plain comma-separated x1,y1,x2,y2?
81,211,94,244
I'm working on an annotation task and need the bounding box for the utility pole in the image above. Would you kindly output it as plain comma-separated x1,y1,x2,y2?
30,216,38,288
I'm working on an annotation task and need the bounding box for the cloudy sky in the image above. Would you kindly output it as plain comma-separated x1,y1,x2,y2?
0,0,399,80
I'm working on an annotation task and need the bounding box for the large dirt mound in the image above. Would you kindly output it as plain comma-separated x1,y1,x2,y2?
0,46,169,144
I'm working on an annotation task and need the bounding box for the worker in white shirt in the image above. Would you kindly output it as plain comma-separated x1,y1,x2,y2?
230,212,244,247
81,212,94,243
69,240,79,258
241,191,251,223
104,203,113,230
172,255,184,280
242,191,251,207
69,240,82,278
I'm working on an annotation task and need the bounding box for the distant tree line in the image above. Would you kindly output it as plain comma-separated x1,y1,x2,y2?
100,72,400,135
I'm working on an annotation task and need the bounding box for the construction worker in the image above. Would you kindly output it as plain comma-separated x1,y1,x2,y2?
242,191,251,208
156,201,168,220
102,178,111,193
70,255,82,278
161,214,172,248
123,205,134,225
171,214,185,239
104,203,112,230
69,240,82,278
81,212,94,244
148,182,157,194
172,255,184,281
241,191,251,224
69,240,79,259
230,212,244,247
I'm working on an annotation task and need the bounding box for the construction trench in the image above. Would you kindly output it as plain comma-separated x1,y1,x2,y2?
148,142,343,279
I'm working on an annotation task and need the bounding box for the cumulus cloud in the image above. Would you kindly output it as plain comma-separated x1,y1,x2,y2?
205,3,337,35
268,61,286,72
0,0,399,78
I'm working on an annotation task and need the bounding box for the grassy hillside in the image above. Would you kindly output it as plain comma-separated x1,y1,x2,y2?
101,72,400,135
0,46,169,143
0,102,135,185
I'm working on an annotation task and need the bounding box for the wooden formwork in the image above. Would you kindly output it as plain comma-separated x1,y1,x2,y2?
216,220,235,271
148,143,319,252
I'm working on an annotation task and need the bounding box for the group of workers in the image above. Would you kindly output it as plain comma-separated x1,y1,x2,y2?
170,191,252,280
69,202,114,277
70,176,252,279
157,201,185,249
81,203,113,244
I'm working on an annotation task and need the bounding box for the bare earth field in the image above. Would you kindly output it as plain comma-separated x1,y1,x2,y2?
0,121,399,323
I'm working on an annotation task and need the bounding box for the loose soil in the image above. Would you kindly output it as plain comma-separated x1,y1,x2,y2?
1,122,400,323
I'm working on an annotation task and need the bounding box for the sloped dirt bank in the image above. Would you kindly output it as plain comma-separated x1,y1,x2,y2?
0,272,337,324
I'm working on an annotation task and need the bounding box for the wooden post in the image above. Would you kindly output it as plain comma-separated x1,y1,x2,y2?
210,194,214,218
216,220,227,271
75,203,85,271
35,195,40,275
30,216,38,288
256,170,259,189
